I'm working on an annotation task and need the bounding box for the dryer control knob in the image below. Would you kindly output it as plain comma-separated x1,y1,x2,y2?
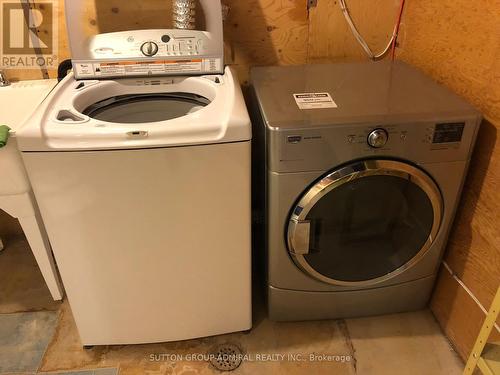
141,41,159,57
367,129,389,148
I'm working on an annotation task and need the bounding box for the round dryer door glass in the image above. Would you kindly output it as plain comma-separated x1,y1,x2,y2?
82,93,210,123
287,160,443,286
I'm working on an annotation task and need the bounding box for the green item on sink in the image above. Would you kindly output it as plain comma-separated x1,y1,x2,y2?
0,125,11,148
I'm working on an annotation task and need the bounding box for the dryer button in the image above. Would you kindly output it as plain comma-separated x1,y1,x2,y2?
367,129,389,148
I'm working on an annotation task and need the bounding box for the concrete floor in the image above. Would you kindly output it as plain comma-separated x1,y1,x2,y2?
0,236,60,314
0,236,464,374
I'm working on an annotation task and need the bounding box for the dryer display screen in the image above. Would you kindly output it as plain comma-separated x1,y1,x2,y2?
433,122,465,144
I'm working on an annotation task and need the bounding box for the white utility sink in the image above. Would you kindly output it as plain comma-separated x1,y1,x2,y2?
0,78,63,300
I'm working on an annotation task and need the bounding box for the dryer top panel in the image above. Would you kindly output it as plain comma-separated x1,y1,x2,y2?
250,61,481,130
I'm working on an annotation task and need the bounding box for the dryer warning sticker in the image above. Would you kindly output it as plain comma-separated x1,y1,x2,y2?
293,93,338,110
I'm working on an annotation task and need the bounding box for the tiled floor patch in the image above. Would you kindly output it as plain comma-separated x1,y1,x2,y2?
0,311,59,373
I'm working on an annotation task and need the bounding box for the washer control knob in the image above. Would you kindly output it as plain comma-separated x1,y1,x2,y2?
367,128,389,148
141,41,159,57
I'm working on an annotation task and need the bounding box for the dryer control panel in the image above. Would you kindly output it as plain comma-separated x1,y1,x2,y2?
271,118,480,173
343,122,468,151
431,122,465,144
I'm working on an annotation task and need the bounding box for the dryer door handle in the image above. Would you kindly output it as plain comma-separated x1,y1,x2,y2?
289,219,311,255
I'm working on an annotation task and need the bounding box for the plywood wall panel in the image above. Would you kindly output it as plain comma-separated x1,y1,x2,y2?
55,0,70,70
5,0,403,82
223,0,309,83
399,0,500,123
308,0,400,62
92,0,173,33
431,267,500,360
445,120,500,310
400,0,500,361
4,0,311,83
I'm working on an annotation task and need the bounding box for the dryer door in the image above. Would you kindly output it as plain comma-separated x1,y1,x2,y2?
287,159,443,286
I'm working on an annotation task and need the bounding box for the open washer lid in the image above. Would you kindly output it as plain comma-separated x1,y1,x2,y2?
65,0,224,79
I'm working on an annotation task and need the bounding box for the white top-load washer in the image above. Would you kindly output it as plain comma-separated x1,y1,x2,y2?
17,0,252,345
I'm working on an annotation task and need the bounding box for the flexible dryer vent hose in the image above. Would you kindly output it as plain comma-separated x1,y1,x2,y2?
173,0,196,29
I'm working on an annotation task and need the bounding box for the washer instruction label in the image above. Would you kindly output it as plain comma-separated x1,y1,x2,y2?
74,58,222,78
293,93,338,110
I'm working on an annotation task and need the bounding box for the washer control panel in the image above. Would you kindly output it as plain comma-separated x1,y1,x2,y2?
89,31,206,59
67,1,224,79
73,30,223,79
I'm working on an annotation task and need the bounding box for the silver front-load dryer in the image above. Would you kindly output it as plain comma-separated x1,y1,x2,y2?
250,61,481,321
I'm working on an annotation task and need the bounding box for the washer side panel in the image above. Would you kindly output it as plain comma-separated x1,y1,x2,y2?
22,142,252,345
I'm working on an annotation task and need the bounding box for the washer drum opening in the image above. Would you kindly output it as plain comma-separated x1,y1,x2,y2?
82,92,211,124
